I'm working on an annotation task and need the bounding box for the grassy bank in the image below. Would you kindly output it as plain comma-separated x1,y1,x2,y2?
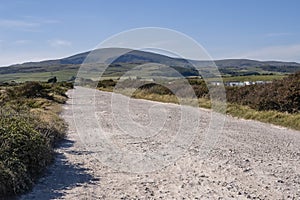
128,90,300,130
0,82,73,197
98,80,300,131
226,104,300,130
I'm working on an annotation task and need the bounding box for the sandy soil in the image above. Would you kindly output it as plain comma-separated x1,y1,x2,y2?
20,87,300,200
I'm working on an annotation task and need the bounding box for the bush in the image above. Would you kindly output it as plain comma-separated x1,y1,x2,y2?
14,82,50,99
140,83,173,95
30,109,67,146
98,79,116,88
0,81,71,197
226,71,300,113
0,110,53,196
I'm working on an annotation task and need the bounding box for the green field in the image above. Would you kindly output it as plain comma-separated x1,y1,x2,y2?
0,70,77,82
207,74,287,82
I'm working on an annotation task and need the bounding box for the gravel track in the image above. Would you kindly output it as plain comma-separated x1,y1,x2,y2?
20,87,300,200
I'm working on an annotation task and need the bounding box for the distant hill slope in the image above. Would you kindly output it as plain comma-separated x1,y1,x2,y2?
1,48,300,82
214,59,300,75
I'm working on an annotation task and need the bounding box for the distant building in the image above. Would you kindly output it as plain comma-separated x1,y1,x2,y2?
224,80,272,87
119,76,138,80
255,81,265,84
208,80,273,87
225,82,245,87
210,81,221,86
244,81,252,86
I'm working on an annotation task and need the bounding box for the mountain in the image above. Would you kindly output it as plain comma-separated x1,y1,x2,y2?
1,48,300,82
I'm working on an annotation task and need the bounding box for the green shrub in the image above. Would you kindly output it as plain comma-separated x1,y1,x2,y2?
226,71,300,113
0,110,53,196
139,83,173,95
30,109,67,146
0,81,71,197
14,82,50,99
98,79,116,88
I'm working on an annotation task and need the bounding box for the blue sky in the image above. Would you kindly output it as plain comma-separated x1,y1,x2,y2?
1,0,300,66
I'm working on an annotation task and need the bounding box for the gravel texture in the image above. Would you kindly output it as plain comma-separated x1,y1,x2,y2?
20,87,300,200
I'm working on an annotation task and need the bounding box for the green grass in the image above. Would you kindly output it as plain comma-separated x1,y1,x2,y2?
0,70,77,83
207,74,287,82
227,104,300,130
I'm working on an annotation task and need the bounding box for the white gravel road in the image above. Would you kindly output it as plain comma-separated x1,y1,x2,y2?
20,87,300,200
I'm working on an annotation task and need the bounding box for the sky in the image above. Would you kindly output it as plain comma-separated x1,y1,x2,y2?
0,0,300,66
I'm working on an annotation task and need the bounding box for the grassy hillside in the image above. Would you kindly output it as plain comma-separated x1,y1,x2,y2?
1,49,300,83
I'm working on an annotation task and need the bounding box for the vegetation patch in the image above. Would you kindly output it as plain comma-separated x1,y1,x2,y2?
226,72,300,113
0,81,73,197
226,104,300,130
97,72,300,130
